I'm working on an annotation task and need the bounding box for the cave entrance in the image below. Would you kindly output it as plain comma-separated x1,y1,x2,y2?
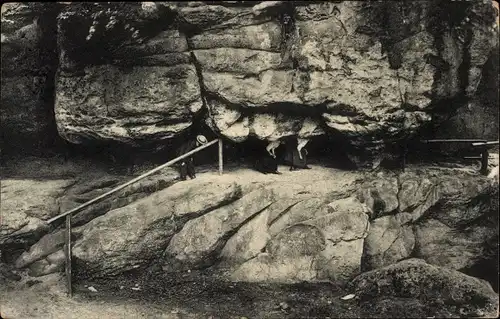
221,134,355,171
49,128,355,177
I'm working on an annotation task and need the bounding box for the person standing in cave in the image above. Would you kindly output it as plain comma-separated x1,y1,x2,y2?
254,140,282,174
286,137,312,171
176,134,208,181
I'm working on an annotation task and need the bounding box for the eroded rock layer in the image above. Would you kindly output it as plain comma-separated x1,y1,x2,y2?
2,1,496,165
7,165,497,285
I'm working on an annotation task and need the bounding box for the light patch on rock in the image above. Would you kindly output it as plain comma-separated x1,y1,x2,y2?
221,118,250,142
252,1,283,15
251,114,277,140
221,209,271,264
141,2,157,13
0,179,75,246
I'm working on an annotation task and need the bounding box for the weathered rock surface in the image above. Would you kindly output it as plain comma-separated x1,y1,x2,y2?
8,163,494,286
58,169,178,227
5,169,177,272
350,258,499,318
192,0,497,165
72,179,242,277
4,1,495,166
0,179,74,249
358,168,498,272
434,47,499,142
231,196,370,283
1,3,59,155
15,229,68,270
8,164,498,284
55,3,203,145
164,187,276,270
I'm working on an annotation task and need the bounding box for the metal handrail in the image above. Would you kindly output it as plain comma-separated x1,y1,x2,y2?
47,139,221,224
417,139,498,176
472,141,499,147
420,139,488,143
56,138,223,297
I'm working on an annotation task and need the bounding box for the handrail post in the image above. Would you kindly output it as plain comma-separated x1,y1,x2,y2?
65,214,72,297
218,139,223,175
480,148,489,175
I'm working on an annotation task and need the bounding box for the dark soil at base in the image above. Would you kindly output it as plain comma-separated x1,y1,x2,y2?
73,269,454,319
75,268,364,318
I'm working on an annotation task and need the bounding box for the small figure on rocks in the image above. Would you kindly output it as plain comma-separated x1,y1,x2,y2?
286,137,311,171
176,135,207,181
254,140,282,174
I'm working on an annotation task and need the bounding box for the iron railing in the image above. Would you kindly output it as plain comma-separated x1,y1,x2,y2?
47,139,224,296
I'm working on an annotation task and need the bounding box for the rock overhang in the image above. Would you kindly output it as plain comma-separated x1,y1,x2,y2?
2,1,498,165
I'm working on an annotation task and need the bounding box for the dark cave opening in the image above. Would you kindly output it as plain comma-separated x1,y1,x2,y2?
220,133,356,171
51,128,357,175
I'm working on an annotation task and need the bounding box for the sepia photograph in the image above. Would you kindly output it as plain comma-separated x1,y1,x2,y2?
1,1,499,318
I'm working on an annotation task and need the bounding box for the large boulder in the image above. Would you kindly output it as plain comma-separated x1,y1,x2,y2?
359,167,498,272
229,196,370,283
188,1,497,166
164,187,277,270
72,179,242,277
9,169,178,276
350,258,499,318
10,1,493,167
54,3,203,145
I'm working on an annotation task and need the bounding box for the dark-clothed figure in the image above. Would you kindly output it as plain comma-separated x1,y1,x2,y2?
177,135,208,180
286,138,311,171
254,140,282,174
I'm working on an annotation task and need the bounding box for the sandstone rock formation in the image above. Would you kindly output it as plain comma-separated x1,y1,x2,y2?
350,258,499,318
55,1,499,166
0,169,177,267
358,168,498,272
72,179,242,277
2,1,497,166
0,179,75,250
1,1,499,289
9,165,498,286
1,3,59,155
230,196,370,283
55,3,203,145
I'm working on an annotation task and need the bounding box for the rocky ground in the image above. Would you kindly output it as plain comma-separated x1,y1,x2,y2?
1,155,499,318
3,155,498,282
1,270,359,319
1,258,498,318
